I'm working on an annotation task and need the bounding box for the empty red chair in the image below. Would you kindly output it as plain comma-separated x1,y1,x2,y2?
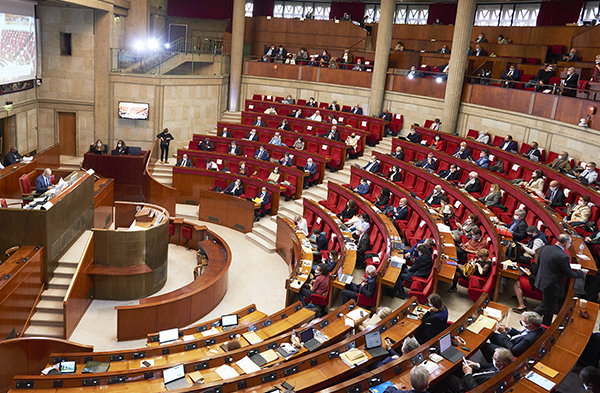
297,99,307,106
182,226,192,247
319,192,338,210
252,94,262,101
466,129,479,139
169,223,175,236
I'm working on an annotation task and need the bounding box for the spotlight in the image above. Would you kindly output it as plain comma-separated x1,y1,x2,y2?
4,101,13,111
436,77,443,83
134,40,145,51
407,73,414,80
147,39,159,50
164,43,171,49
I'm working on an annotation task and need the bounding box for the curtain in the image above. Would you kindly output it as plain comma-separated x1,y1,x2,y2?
167,0,234,19
329,1,365,22
426,3,458,25
253,0,275,17
537,0,584,26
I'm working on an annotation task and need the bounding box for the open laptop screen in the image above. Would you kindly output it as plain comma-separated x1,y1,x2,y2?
299,328,314,343
159,328,179,344
439,332,452,353
221,314,238,328
365,331,382,349
163,364,185,384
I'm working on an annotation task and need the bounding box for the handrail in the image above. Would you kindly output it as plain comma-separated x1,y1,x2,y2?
62,233,93,305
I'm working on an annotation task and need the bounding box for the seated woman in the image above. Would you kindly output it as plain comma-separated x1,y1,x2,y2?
293,136,305,150
565,195,591,228
478,183,504,209
448,248,492,292
359,307,392,331
388,165,402,182
338,199,357,222
428,134,445,151
90,139,106,154
515,169,545,193
414,293,448,344
374,187,391,209
113,140,128,155
451,213,480,242
294,214,309,236
345,132,360,159
267,167,281,184
298,263,329,307
512,249,541,313
435,195,455,226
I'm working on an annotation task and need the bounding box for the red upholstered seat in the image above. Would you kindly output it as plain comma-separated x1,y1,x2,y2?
169,224,175,236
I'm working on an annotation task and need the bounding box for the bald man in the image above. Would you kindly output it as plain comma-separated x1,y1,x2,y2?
35,168,54,194
562,67,579,97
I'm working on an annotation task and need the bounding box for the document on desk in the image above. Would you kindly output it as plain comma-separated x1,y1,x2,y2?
215,364,240,380
525,371,556,390
570,263,582,270
242,331,263,345
346,308,366,321
201,327,220,337
236,356,261,374
261,349,279,363
484,307,502,320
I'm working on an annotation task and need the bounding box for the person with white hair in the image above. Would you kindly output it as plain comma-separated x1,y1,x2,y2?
444,348,514,392
481,311,545,362
460,171,481,194
341,264,377,303
384,364,430,392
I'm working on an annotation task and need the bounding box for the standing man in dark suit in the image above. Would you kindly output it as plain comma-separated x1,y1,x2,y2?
219,127,232,138
534,234,588,326
3,146,23,166
394,244,433,299
562,67,579,97
222,179,244,196
351,104,363,115
176,154,193,167
481,312,545,361
252,116,266,127
354,226,371,269
228,141,241,156
157,128,174,164
244,129,259,142
544,180,566,208
303,158,317,189
444,348,514,393
35,168,54,194
341,264,377,303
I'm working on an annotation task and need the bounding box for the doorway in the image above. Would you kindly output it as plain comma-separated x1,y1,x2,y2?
58,112,76,156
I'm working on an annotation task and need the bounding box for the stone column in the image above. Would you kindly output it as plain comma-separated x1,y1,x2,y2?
229,0,245,112
369,0,395,116
442,0,476,134
94,9,111,152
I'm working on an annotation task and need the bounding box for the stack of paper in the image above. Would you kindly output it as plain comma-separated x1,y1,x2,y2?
236,356,261,374
243,331,263,345
340,349,368,368
484,307,502,320
346,308,366,321
215,364,240,380
201,327,220,337
260,349,279,363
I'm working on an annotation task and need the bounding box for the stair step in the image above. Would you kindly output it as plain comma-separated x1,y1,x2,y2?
58,260,78,269
48,277,71,290
30,311,64,327
250,226,276,244
36,299,64,314
255,219,277,237
53,266,76,278
42,288,66,301
24,325,64,339
278,210,296,222
245,232,276,253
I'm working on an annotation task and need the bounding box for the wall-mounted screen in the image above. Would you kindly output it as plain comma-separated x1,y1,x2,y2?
118,102,149,120
0,12,37,84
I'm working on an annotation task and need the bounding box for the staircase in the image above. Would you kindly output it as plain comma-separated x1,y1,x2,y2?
24,231,92,339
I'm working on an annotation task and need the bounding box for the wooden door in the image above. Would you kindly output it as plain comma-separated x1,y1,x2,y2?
58,112,76,156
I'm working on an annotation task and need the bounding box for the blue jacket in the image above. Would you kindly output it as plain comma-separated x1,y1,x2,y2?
393,205,409,221
489,326,545,357
253,120,266,127
304,162,317,177
476,156,490,168
35,174,52,194
256,191,271,206
254,149,269,161
355,182,370,195
351,107,363,115
420,159,437,171
245,132,259,141
363,161,381,173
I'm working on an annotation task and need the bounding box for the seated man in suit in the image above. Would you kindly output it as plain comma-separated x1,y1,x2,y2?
406,126,421,144
252,116,266,127
460,171,481,194
453,142,471,160
362,155,381,173
468,44,487,56
222,179,244,196
544,180,566,208
351,104,363,115
391,197,410,221
290,108,303,118
353,177,370,196
407,65,422,79
3,146,23,166
383,365,430,393
303,158,317,188
228,141,241,156
501,64,522,88
563,48,580,62
379,109,392,122
547,151,572,173
391,146,404,160
507,209,528,242
424,184,444,206
521,141,541,162
198,137,214,151
254,145,269,161
572,162,598,185
277,119,291,131
562,67,579,97
499,135,517,153
278,152,293,167
268,132,286,146
35,168,54,194
253,187,271,221
219,127,232,138
439,164,460,181
176,154,193,167
244,129,259,142
419,152,437,172
437,44,450,54
327,100,340,111
394,244,433,299
341,264,376,303
321,126,340,141
444,348,514,393
473,149,490,168
481,312,545,362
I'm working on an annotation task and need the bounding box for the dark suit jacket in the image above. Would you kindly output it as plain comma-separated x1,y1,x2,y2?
254,149,269,161
351,107,363,115
409,252,433,278
305,101,316,107
393,206,409,221
440,170,460,181
469,48,487,56
315,233,328,251
510,219,528,242
489,327,545,357
305,163,317,177
219,130,232,138
245,133,259,142
252,120,266,127
256,191,271,206
425,191,443,206
327,104,340,111
3,151,22,166
479,192,502,208
500,140,517,152
388,170,402,182
223,183,244,196
321,130,340,141
420,159,437,171
535,245,584,297
112,147,128,155
546,187,566,208
391,151,404,160
198,141,214,151
463,363,499,390
379,112,392,121
228,145,241,155
357,232,370,255
465,178,482,194
35,174,52,194
453,147,471,159
524,148,542,161
358,275,377,298
549,158,572,173
363,161,381,173
501,69,522,81
278,123,291,131
279,157,293,167
407,133,421,144
176,158,193,167
565,73,579,89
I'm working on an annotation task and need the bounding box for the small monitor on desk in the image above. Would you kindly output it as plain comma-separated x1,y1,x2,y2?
221,314,238,331
159,327,179,344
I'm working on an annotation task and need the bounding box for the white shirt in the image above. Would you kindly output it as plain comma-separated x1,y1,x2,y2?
476,134,490,144
206,161,218,170
308,113,322,121
581,169,598,184
297,218,308,236
430,123,440,131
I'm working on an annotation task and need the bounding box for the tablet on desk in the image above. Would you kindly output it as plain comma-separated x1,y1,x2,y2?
59,361,76,374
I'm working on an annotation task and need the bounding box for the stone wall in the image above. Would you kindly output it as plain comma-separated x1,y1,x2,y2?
242,75,600,163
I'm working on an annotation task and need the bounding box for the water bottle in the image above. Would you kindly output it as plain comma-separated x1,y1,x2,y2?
579,242,585,255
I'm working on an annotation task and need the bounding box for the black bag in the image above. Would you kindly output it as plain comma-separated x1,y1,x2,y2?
505,242,518,260
489,160,504,173
212,186,223,193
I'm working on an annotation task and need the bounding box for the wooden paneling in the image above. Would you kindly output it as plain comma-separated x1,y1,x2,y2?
388,51,422,69
387,74,446,99
197,189,257,233
468,83,531,114
531,92,556,119
245,60,299,79
0,160,36,199
319,67,372,88
555,95,598,129
34,144,60,169
93,178,114,229
63,235,94,339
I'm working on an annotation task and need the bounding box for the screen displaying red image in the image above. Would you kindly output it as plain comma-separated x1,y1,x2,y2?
118,102,149,120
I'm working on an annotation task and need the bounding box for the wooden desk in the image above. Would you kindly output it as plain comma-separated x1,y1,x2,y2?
93,178,113,229
0,246,44,340
196,189,256,233
82,151,149,202
0,144,59,199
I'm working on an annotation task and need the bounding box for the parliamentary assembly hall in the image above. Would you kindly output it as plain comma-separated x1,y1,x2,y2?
1,0,600,391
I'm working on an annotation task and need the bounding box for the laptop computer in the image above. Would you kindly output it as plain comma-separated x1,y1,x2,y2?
221,314,239,331
300,328,322,352
364,331,389,358
439,333,463,363
163,364,191,391
158,328,179,344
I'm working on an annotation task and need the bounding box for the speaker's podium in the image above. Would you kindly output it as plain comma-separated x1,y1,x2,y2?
0,170,95,282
